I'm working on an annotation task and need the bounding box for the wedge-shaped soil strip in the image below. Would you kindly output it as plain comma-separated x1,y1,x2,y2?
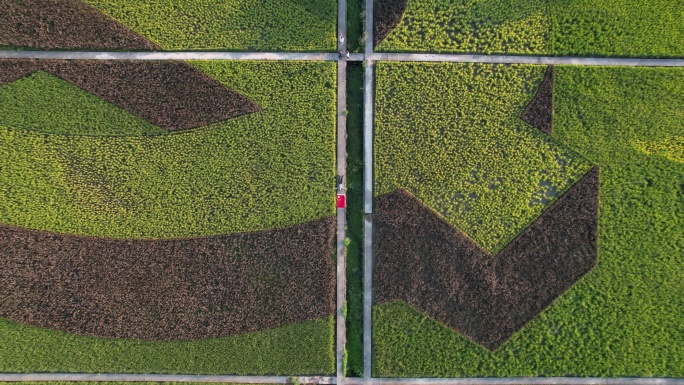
0,0,159,50
0,217,335,341
521,66,554,134
374,0,408,47
375,167,599,350
0,60,261,131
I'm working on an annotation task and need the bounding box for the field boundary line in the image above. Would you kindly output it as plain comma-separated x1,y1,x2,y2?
2,51,684,66
2,374,683,384
0,51,339,61
369,53,684,66
0,374,336,384
362,0,375,379
362,378,684,385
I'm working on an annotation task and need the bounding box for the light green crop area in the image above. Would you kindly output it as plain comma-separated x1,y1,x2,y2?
378,0,550,55
83,0,337,51
374,62,590,253
0,71,165,137
0,61,336,238
378,0,684,57
373,67,684,377
0,316,334,375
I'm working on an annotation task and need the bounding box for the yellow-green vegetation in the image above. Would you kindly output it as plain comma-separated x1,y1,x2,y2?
83,0,337,51
0,71,165,136
378,0,684,57
633,136,684,163
0,61,336,238
0,61,336,375
372,66,684,377
379,0,549,55
374,62,590,253
0,316,334,374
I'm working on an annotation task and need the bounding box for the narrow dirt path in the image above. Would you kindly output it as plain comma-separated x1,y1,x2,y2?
336,0,348,381
3,50,684,66
0,373,336,384
362,0,376,379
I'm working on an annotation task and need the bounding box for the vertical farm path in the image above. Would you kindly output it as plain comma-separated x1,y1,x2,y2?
336,0,348,381
362,0,375,379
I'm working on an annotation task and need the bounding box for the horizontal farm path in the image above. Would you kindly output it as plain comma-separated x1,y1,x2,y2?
3,374,684,385
2,50,684,66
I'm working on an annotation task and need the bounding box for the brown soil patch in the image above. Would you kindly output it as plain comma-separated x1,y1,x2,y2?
0,59,262,131
374,0,408,47
0,0,159,50
521,66,554,134
374,167,599,350
0,217,335,341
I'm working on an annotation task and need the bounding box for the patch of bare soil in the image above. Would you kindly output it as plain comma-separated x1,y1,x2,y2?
521,66,554,134
0,59,262,131
374,0,408,47
0,0,159,50
0,217,335,341
374,167,598,350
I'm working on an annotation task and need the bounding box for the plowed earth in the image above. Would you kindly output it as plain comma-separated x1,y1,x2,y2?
374,167,599,350
0,216,335,341
0,60,261,131
522,66,554,134
0,0,158,50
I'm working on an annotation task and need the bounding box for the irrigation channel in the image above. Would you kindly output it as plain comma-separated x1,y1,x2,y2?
2,0,684,383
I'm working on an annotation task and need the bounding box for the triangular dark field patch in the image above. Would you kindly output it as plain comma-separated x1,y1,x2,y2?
0,0,158,50
522,66,554,135
374,0,408,48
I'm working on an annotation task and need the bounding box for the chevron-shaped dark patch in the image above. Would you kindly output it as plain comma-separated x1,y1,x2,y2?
0,60,261,131
374,167,599,350
0,216,335,341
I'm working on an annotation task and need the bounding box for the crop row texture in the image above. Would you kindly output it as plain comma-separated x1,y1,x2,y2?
377,0,684,58
1,0,337,52
0,61,337,238
0,61,337,375
0,60,260,132
372,65,684,377
0,217,335,341
374,62,591,253
83,0,337,51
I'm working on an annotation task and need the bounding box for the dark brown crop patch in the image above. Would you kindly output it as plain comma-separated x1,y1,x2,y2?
521,66,554,134
0,59,262,131
374,167,599,350
0,216,335,341
374,0,408,48
0,0,159,51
